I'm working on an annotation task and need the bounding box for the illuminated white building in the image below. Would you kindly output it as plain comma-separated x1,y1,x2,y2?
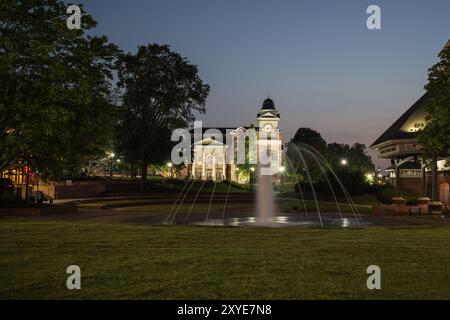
186,98,283,182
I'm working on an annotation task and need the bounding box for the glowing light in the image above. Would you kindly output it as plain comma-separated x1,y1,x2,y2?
341,159,348,166
279,166,285,173
167,162,173,168
250,167,255,172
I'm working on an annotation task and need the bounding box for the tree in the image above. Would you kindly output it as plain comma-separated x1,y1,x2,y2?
416,40,450,200
327,142,374,174
0,0,119,179
116,44,210,191
286,127,327,181
291,127,327,154
417,41,450,158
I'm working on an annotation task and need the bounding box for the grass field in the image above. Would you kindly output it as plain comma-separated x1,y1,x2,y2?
1,219,450,299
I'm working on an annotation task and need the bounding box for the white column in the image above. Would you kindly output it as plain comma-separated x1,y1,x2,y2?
212,157,216,181
222,156,225,180
202,152,205,179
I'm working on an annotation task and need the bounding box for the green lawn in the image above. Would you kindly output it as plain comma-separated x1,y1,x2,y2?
1,219,450,299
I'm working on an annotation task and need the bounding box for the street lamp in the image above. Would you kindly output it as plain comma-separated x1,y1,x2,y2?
167,162,173,178
366,173,374,185
249,167,255,192
341,159,348,166
108,152,115,189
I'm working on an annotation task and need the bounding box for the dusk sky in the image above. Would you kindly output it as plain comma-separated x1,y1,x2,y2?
80,0,450,167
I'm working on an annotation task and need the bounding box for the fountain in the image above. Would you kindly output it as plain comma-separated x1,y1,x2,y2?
164,143,367,228
256,173,276,225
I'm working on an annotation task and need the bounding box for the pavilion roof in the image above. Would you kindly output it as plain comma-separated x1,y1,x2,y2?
370,92,431,148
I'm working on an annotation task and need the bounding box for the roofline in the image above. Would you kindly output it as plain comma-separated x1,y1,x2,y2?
370,138,418,150
369,92,430,148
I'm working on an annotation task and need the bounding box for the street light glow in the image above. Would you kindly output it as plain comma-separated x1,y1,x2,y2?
250,167,255,172
341,159,347,165
167,162,173,168
110,152,115,158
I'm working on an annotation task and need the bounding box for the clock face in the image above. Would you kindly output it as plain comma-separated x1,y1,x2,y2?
263,123,273,133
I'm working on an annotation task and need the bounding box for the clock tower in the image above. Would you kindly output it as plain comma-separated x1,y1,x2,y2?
257,98,282,173
257,98,280,132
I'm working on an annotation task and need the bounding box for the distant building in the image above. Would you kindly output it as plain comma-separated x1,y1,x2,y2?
184,98,283,182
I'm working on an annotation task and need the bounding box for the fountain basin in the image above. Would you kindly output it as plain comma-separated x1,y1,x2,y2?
191,214,369,228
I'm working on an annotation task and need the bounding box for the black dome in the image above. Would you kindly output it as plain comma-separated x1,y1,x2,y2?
262,98,275,110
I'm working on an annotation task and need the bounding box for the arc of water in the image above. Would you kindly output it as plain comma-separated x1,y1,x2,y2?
295,146,323,227
297,144,357,214
297,143,362,224
187,179,206,220
170,179,196,224
205,181,217,222
300,143,362,222
222,181,233,218
298,148,343,219
164,179,192,224
285,156,308,217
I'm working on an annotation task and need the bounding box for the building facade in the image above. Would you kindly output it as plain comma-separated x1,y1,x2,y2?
186,98,283,182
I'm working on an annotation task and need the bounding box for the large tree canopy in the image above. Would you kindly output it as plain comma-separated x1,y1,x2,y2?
0,0,118,178
327,142,374,174
418,41,450,158
116,44,210,190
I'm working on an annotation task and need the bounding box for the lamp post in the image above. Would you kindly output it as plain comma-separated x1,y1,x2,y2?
108,152,115,189
167,162,173,178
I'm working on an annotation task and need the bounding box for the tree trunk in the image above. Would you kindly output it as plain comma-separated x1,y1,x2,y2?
140,157,148,192
431,154,438,201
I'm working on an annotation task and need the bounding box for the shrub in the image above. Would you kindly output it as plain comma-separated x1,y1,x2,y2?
406,198,419,206
374,185,395,204
315,169,367,197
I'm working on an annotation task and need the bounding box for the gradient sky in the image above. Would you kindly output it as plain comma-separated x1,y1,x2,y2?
77,0,450,167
